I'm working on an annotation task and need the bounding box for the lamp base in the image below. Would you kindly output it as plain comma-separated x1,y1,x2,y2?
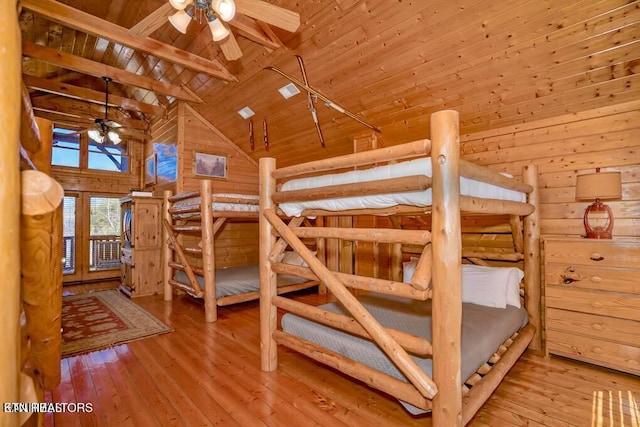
584,228,612,239
583,199,614,239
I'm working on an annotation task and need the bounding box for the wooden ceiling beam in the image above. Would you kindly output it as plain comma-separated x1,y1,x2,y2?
23,74,167,117
20,0,237,83
128,3,173,38
230,15,281,50
33,110,148,139
30,97,149,131
23,41,203,103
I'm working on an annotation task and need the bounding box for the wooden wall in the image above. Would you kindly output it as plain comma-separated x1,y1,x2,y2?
461,99,640,239
150,102,261,269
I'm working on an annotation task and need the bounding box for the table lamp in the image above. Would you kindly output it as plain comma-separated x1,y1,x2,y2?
575,168,621,239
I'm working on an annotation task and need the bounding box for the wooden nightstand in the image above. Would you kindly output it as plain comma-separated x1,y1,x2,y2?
543,237,640,375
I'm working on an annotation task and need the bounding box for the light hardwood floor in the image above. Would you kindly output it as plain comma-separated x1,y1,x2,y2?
47,289,640,426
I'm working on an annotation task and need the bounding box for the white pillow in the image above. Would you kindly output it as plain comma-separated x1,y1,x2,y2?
462,265,524,309
402,257,421,283
403,261,417,283
280,251,315,267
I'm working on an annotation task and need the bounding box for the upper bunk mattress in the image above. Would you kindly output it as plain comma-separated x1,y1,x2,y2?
279,157,526,216
172,193,259,214
281,292,528,414
174,264,308,299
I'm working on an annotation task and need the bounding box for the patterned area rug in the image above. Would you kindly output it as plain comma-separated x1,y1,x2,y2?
62,290,172,358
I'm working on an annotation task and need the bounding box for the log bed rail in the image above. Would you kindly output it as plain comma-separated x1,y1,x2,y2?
259,110,541,426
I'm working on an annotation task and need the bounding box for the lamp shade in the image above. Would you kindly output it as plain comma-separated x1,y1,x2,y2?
575,171,622,200
168,10,192,34
213,0,236,21
208,16,230,41
88,129,102,143
169,0,193,11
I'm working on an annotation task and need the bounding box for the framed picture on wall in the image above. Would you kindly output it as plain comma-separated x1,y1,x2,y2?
194,152,227,179
144,154,156,186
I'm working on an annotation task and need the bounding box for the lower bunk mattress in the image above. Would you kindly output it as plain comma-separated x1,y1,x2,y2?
174,264,309,299
281,292,528,414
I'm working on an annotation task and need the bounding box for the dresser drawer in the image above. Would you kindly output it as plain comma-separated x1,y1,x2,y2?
546,308,640,346
545,263,640,294
546,286,640,322
546,330,640,376
544,240,640,269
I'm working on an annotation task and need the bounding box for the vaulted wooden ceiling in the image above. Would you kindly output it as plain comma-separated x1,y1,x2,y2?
19,0,640,167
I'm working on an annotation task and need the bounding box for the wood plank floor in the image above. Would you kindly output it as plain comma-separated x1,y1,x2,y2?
46,289,640,426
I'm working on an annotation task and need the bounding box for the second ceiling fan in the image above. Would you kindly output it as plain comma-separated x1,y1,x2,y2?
164,0,300,60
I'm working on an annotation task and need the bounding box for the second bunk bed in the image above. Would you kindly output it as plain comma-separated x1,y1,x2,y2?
162,179,318,322
258,110,541,426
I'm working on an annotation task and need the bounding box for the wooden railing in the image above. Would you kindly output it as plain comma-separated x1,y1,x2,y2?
89,235,121,271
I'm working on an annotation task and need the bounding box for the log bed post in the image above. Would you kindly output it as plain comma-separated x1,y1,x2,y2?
163,190,173,301
201,179,217,322
260,158,278,371
430,110,462,427
0,1,22,423
523,165,541,350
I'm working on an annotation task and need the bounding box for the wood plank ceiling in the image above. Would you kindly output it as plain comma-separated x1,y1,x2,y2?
19,0,640,167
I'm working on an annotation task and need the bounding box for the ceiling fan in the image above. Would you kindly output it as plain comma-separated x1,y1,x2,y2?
164,0,300,60
88,77,122,145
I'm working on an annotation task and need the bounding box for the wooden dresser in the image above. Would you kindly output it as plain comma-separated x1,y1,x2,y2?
543,237,640,376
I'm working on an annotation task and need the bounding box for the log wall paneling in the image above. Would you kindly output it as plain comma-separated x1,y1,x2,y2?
461,99,640,239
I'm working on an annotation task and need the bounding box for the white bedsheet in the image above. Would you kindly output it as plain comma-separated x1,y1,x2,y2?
173,193,259,214
279,158,526,217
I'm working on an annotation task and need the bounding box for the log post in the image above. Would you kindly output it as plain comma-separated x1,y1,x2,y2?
200,180,216,322
20,170,64,391
0,1,23,424
523,165,541,350
259,158,278,371
163,190,173,301
430,110,462,427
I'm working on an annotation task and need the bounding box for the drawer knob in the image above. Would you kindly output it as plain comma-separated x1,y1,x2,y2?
590,276,602,283
591,301,603,309
592,346,603,354
590,253,604,261
591,323,604,331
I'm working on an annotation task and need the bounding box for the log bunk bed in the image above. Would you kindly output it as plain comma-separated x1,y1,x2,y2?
258,110,541,426
162,179,319,322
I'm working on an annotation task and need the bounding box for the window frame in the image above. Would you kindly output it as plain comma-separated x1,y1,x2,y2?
52,126,131,175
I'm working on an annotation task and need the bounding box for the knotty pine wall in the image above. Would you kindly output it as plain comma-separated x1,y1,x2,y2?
148,102,260,269
461,99,640,239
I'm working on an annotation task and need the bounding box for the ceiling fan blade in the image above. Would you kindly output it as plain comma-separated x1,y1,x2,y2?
128,3,174,37
235,0,300,33
219,26,243,60
104,119,123,129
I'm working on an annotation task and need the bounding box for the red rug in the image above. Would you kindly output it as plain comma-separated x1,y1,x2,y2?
62,290,171,358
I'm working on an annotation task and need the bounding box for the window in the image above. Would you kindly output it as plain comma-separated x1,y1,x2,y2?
89,197,121,271
52,129,80,168
88,140,129,172
52,126,129,173
61,193,122,283
62,196,76,275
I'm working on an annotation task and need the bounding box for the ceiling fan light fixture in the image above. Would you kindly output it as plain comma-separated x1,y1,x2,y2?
212,0,235,21
169,9,193,34
208,14,230,41
108,131,121,145
169,0,193,11
88,129,102,143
